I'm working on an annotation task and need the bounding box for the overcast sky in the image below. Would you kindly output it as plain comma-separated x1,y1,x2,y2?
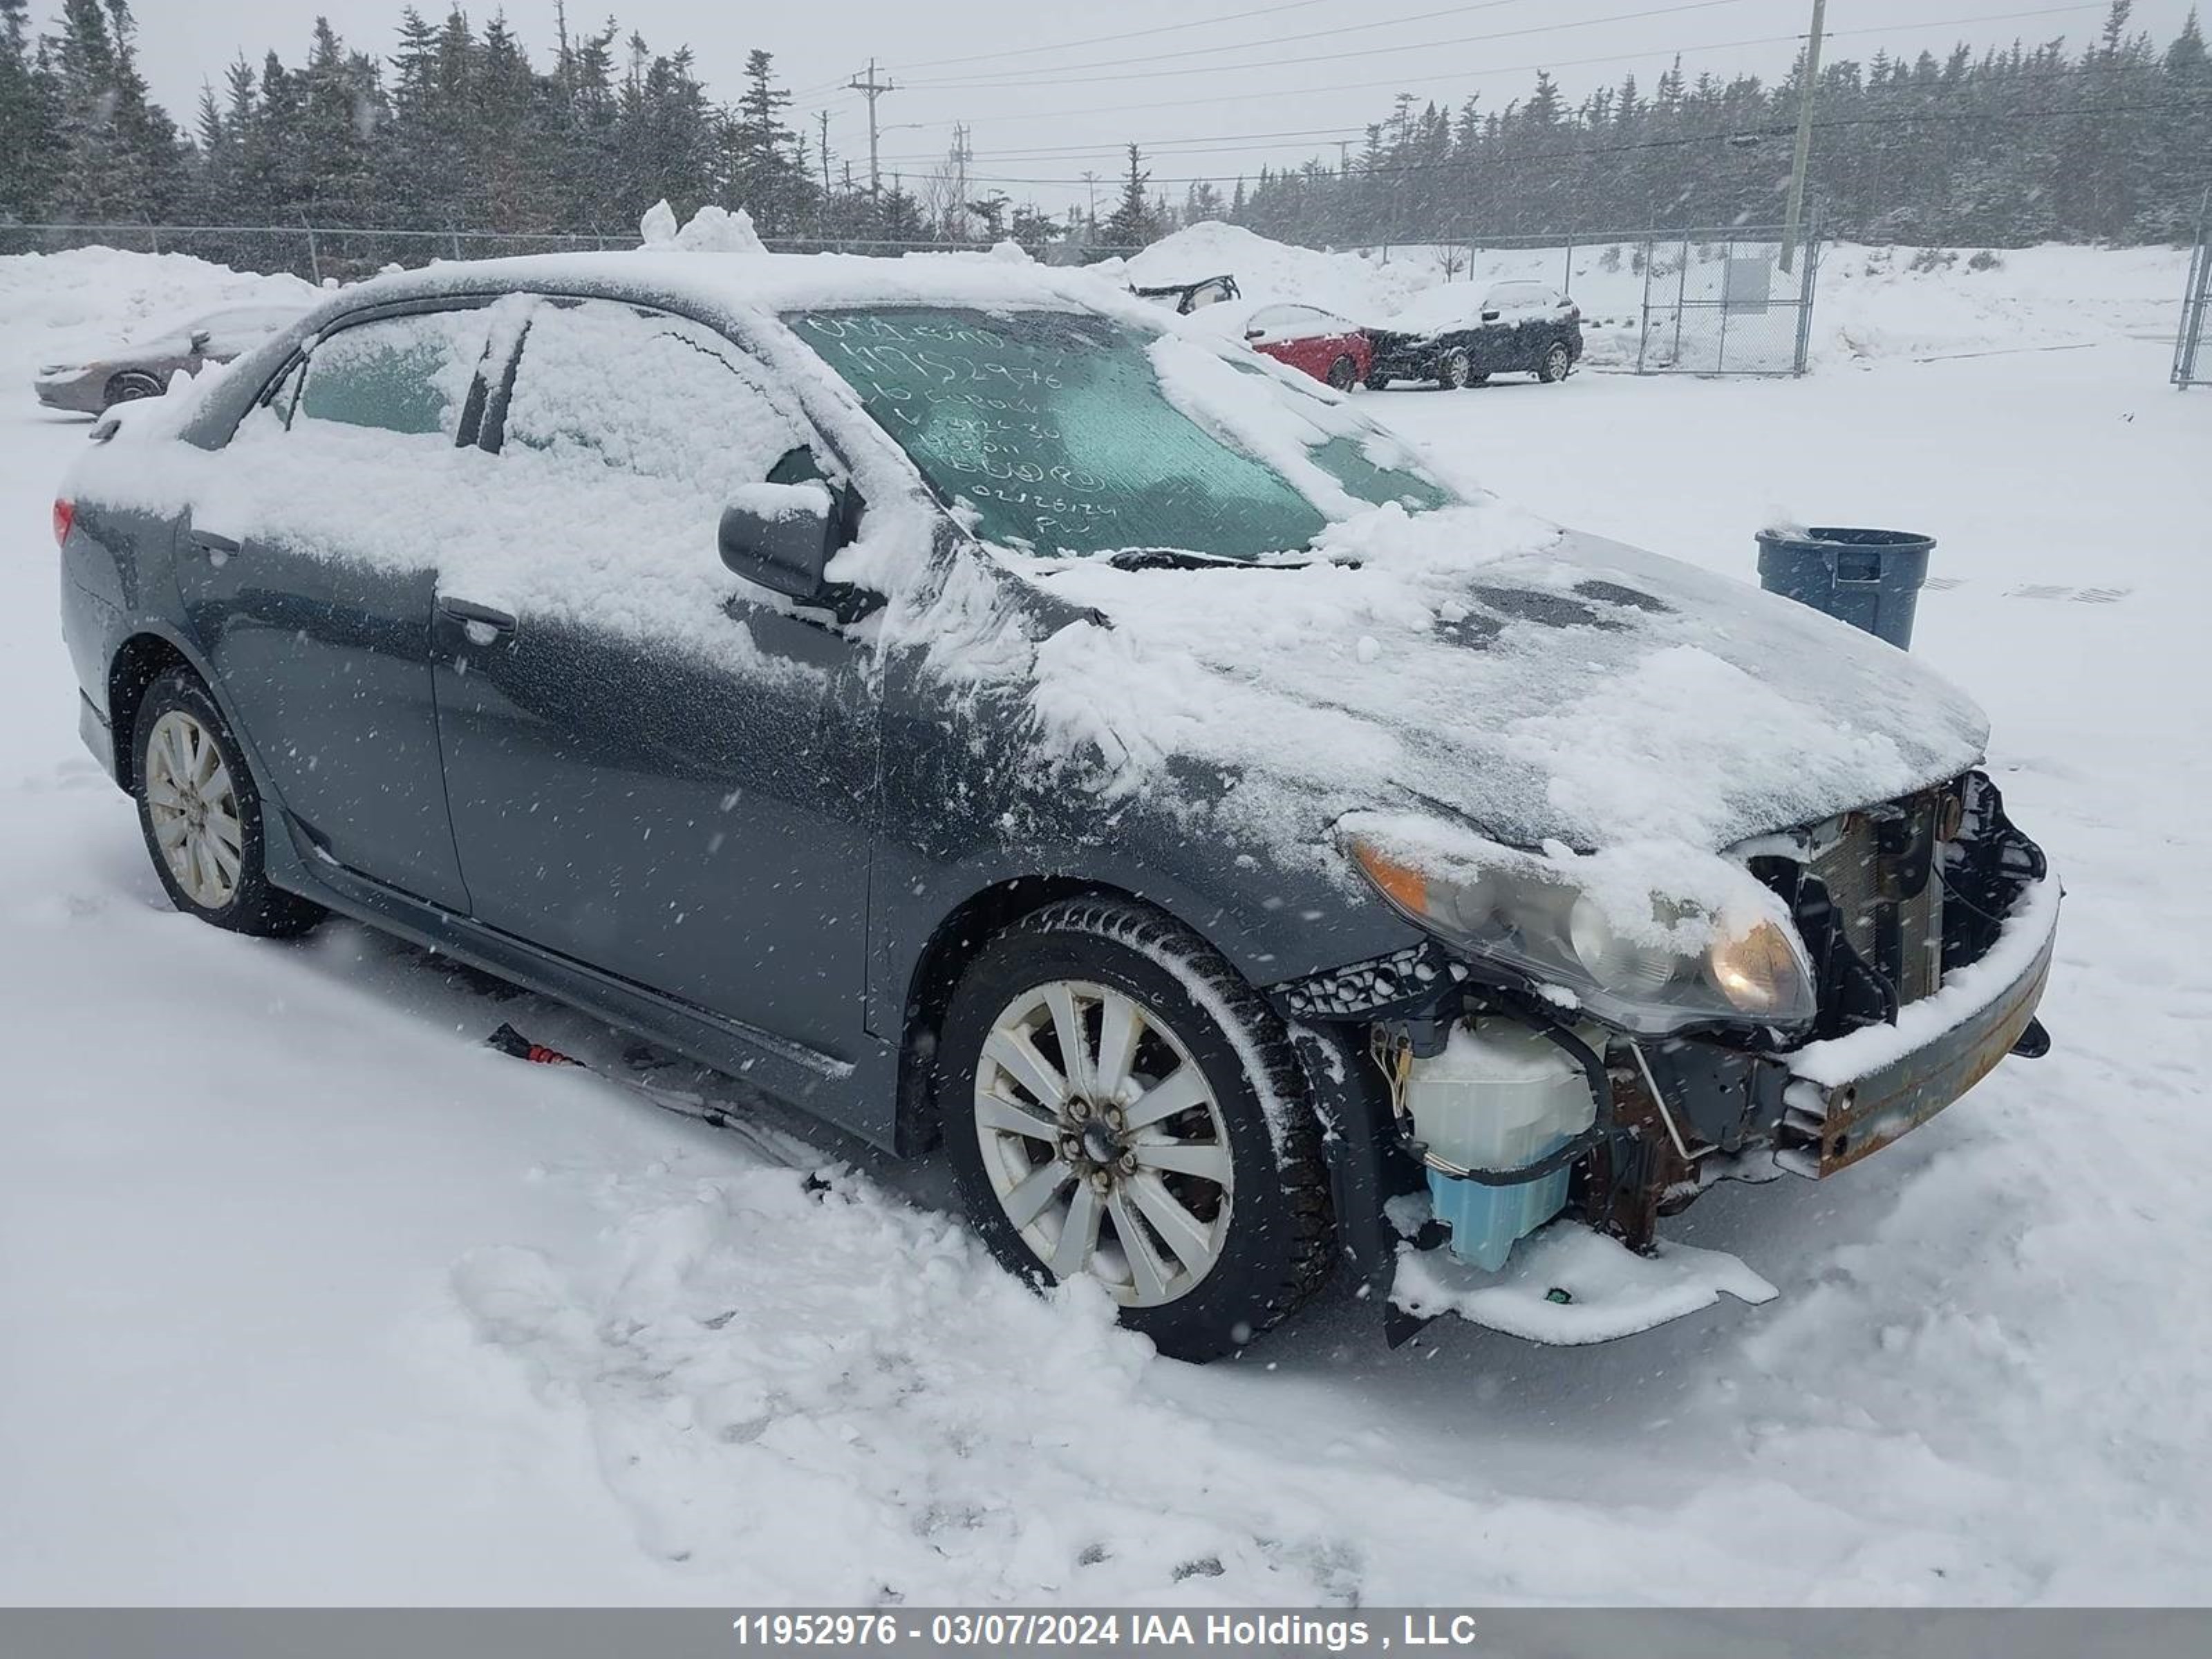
122,0,2201,217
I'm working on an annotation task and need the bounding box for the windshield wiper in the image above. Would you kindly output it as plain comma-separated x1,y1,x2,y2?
1103,547,1303,572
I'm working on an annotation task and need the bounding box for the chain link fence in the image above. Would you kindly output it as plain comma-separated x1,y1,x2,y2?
1631,223,1822,377
1362,224,1823,376
0,221,1139,285
2173,190,2211,390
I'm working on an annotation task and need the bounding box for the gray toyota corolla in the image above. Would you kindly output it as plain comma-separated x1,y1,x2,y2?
54,252,2056,1360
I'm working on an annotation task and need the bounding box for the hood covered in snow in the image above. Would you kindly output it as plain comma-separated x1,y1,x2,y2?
1006,515,1989,856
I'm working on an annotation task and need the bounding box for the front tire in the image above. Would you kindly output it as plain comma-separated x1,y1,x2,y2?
1325,354,1358,391
131,667,322,937
101,371,165,409
936,899,1333,1362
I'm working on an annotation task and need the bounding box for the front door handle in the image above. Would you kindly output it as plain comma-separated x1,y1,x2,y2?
189,529,241,563
437,597,517,638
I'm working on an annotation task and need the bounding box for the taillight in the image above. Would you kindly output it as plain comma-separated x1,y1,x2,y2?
53,498,75,547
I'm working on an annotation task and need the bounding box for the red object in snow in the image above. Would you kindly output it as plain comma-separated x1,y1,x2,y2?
1241,303,1374,391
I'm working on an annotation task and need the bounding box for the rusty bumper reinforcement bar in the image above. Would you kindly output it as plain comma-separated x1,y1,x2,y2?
1785,899,2059,1179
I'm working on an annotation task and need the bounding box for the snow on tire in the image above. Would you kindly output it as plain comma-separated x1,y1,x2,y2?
935,899,1333,1362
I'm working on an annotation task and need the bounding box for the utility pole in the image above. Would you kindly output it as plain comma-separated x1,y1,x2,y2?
1081,170,1099,236
847,58,896,203
1779,0,1826,274
816,109,832,198
950,122,972,238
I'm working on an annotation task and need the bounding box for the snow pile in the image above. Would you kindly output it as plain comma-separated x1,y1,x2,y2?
639,200,770,256
1109,222,1436,324
0,245,315,382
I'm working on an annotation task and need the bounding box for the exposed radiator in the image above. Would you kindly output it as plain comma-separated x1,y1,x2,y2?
1807,795,1947,1009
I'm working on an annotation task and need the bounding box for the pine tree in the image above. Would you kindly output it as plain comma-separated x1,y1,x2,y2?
0,0,61,219
46,0,182,220
1103,142,1154,246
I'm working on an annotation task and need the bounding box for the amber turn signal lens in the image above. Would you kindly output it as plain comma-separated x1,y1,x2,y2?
1350,841,1429,915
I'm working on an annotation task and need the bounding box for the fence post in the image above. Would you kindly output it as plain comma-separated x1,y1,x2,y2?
1793,210,1822,376
1635,233,1655,375
302,221,321,286
1714,235,1733,374
1670,233,1689,369
449,225,463,261
1562,234,1574,292
2173,187,2212,389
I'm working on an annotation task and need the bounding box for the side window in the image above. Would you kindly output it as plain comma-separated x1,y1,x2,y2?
499,301,816,505
295,310,486,438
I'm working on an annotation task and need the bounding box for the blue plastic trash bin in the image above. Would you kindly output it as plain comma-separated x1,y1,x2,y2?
1755,525,1935,650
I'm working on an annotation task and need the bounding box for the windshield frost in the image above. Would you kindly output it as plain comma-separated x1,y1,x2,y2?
789,306,1450,560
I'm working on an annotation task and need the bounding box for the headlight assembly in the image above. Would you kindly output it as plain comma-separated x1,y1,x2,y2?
1344,824,1817,1035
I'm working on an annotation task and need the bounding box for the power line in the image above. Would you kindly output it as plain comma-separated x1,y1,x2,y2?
892,0,1338,74
895,0,1548,88
901,0,1764,92
876,124,1374,167
883,28,1809,127
877,0,2115,132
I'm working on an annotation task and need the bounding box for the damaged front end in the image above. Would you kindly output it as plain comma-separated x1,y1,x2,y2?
1274,771,2057,1347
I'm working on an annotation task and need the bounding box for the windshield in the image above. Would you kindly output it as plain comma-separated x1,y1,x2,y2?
787,306,1452,560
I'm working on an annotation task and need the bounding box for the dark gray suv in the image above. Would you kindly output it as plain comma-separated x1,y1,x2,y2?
54,255,2056,1360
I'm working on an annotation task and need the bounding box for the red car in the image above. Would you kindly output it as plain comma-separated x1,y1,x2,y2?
1240,302,1374,391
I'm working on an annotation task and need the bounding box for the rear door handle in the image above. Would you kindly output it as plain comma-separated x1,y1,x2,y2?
189,529,241,562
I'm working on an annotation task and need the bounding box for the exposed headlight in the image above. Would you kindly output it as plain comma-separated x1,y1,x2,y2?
1344,826,1817,1035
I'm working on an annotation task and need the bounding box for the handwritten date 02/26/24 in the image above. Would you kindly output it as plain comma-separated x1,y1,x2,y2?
727,1610,1485,1649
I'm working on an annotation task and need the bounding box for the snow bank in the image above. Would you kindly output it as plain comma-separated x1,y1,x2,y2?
0,245,316,382
1109,221,1436,324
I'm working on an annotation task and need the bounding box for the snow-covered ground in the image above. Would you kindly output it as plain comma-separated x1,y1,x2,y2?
2,243,2209,1605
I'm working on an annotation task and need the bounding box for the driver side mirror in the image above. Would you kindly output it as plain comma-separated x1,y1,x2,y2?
718,482,838,604
1244,327,1266,340
1479,309,1501,324
188,329,213,354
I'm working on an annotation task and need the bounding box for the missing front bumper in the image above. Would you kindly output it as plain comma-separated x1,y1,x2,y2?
1778,874,2060,1178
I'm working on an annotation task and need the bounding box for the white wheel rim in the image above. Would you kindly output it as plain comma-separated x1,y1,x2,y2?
145,709,243,909
1548,345,1571,377
973,979,1234,1309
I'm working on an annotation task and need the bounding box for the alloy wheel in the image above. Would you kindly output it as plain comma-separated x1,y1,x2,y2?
972,978,1234,1307
144,709,244,909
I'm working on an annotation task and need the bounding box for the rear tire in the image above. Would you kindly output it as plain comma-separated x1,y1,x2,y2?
131,667,323,938
1538,341,1574,383
935,899,1333,1362
1325,354,1358,391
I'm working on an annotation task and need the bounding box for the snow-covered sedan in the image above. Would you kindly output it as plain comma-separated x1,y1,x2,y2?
53,253,2056,1360
33,301,310,415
